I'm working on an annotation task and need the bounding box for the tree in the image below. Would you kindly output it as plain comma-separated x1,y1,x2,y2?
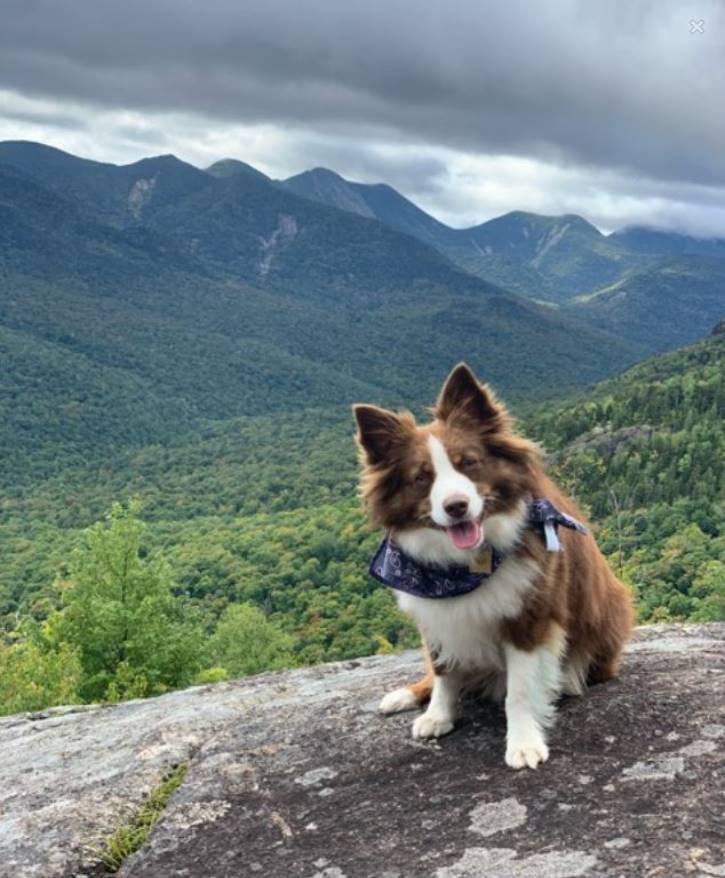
692,561,725,621
0,621,82,715
208,603,294,678
55,501,206,702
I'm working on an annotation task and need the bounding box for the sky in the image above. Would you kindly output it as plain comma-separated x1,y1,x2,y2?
1,0,725,235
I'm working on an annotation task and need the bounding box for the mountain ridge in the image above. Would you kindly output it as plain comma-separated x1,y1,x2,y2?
4,139,724,304
277,166,725,303
1,141,643,499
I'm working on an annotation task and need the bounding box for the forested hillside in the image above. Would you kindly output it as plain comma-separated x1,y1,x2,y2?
1,328,722,715
568,255,725,354
531,324,724,621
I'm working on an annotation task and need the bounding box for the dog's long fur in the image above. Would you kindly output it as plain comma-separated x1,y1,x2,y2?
354,363,633,769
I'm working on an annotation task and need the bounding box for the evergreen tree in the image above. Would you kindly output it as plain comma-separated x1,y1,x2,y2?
55,502,206,702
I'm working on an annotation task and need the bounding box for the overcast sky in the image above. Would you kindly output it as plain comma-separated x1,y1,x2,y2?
1,0,724,234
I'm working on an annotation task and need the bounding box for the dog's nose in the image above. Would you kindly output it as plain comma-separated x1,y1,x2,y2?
444,495,469,519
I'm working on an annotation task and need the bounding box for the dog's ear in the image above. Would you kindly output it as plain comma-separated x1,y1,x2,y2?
436,363,501,429
353,404,409,465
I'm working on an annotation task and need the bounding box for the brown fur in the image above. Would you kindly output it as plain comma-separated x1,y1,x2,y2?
354,363,633,703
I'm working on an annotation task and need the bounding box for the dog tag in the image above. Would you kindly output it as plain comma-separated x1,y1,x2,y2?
469,546,493,575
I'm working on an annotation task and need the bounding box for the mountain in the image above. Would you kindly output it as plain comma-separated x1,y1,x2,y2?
610,225,725,258
0,163,198,280
280,170,655,301
0,141,644,497
0,140,211,227
205,158,270,182
280,169,569,299
459,211,647,300
7,140,719,316
145,164,464,297
569,255,725,353
282,166,454,244
282,167,378,221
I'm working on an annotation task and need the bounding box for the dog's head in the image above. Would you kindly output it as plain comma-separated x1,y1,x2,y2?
354,363,540,556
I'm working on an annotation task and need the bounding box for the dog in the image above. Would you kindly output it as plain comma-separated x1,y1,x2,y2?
353,362,633,769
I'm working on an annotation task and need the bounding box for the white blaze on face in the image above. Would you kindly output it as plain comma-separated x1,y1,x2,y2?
427,435,484,528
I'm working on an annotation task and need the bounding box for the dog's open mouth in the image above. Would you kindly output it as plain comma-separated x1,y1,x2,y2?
445,519,482,550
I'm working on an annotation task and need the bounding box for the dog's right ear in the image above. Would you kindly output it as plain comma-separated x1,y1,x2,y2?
353,405,407,465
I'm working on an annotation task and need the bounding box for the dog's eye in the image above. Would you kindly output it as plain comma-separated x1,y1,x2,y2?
414,470,431,486
460,456,479,470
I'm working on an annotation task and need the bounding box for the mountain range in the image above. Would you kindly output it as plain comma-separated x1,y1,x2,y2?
0,139,723,485
278,165,725,304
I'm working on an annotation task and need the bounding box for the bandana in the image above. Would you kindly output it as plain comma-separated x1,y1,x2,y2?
368,497,587,600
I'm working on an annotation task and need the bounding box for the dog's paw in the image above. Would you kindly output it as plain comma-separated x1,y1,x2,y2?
379,687,419,715
505,736,549,770
412,712,454,739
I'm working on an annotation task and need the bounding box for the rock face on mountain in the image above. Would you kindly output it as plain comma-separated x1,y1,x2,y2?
2,624,724,878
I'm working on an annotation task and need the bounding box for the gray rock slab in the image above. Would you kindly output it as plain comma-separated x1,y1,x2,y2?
1,625,723,878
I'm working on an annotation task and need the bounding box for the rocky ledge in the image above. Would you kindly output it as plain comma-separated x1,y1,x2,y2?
2,624,724,878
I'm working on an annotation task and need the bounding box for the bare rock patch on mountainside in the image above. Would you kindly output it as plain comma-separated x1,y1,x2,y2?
1,624,723,878
560,424,659,458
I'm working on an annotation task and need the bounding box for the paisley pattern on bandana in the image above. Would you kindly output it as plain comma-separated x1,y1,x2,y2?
368,497,587,600
369,539,501,599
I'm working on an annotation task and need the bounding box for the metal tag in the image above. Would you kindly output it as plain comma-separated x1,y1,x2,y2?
469,546,494,575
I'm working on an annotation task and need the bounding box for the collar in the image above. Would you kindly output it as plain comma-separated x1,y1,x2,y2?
368,496,587,600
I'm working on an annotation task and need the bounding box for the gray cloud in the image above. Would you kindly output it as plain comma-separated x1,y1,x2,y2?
0,106,86,130
2,1,725,182
277,138,449,195
1,0,725,234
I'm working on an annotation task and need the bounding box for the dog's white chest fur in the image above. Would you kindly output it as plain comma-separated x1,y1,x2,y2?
394,502,537,672
395,552,540,672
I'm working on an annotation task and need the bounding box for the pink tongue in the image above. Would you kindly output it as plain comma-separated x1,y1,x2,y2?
446,520,481,550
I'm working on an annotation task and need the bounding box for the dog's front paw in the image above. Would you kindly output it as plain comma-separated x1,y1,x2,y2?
379,687,419,715
505,735,549,770
412,712,454,739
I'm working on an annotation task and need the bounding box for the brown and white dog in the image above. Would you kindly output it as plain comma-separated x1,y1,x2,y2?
353,363,633,769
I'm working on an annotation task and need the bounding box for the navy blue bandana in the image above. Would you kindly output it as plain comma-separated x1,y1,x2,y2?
369,497,587,600
369,539,506,599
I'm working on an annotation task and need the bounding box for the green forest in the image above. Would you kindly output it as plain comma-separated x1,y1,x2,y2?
1,327,723,716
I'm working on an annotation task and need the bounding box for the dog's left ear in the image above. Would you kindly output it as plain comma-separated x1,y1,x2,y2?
436,363,501,428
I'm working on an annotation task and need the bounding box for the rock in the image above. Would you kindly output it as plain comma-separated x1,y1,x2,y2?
561,424,658,459
1,624,724,878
